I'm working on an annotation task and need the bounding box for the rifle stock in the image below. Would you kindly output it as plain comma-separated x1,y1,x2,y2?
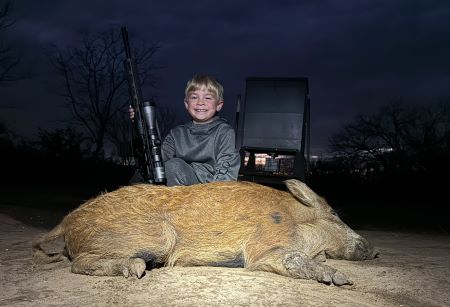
121,26,166,184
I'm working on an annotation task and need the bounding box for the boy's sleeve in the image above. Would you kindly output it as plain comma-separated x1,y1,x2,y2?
213,126,241,181
161,132,176,162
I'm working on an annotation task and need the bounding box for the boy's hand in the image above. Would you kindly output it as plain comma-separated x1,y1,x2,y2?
128,105,135,121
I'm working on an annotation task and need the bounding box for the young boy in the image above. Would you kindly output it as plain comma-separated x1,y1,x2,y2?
162,74,240,186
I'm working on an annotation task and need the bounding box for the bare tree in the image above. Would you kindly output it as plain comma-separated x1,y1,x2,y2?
330,101,450,174
37,127,86,160
107,110,134,165
50,27,160,158
0,0,22,85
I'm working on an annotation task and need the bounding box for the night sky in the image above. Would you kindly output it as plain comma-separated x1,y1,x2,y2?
1,0,450,154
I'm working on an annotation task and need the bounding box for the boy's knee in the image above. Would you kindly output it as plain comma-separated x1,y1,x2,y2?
165,158,199,186
164,158,184,173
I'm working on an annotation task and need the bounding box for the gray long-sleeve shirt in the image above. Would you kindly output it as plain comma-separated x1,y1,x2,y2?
162,116,241,183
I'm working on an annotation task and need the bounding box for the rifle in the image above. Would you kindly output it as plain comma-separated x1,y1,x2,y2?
121,26,166,184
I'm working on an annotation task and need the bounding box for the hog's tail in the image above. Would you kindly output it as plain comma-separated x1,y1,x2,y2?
32,223,67,264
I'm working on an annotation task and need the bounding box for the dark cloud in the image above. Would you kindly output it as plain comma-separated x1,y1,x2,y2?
1,0,450,153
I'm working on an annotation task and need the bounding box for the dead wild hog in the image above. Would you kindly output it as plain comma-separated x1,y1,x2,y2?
33,179,376,286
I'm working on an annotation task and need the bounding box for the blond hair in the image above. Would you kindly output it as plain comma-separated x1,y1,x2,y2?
185,74,224,101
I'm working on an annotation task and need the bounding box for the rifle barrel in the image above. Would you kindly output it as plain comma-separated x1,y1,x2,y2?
121,27,132,59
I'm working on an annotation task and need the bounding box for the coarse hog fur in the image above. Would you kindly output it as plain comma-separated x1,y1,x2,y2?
32,180,376,286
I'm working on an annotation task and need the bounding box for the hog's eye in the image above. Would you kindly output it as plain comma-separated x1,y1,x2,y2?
330,209,339,217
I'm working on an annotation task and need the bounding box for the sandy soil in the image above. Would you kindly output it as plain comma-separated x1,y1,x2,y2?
1,212,449,306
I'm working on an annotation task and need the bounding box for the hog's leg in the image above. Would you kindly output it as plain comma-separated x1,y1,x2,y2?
245,246,291,275
283,251,353,286
246,247,352,286
71,254,146,278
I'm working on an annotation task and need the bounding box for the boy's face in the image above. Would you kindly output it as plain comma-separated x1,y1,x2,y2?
184,86,223,124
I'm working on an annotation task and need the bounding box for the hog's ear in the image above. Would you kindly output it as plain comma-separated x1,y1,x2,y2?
284,179,316,207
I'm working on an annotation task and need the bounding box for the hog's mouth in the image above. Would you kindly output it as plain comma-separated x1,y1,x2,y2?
347,239,378,260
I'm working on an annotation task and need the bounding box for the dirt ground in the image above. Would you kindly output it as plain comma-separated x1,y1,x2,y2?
1,209,450,307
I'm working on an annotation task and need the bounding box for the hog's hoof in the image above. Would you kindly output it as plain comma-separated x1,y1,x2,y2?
283,252,353,286
332,271,353,286
315,266,353,286
122,258,146,279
